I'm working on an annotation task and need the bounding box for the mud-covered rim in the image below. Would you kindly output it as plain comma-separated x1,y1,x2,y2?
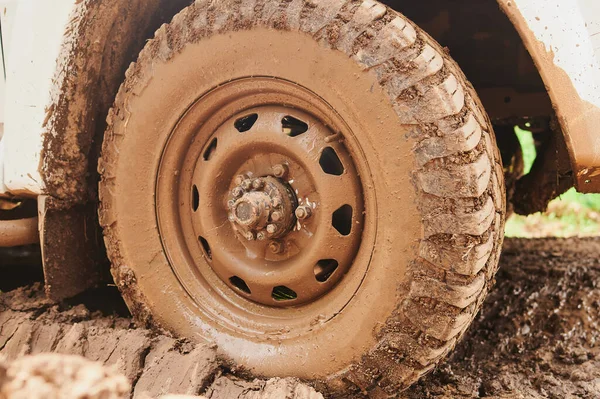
155,77,378,339
189,105,364,307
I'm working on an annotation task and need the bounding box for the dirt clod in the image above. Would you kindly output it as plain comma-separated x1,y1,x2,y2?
0,354,130,399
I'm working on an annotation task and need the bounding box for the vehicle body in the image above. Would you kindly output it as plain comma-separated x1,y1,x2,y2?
0,0,598,394
1,0,599,201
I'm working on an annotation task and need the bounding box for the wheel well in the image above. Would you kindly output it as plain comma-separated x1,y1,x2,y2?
382,0,572,213
381,0,552,121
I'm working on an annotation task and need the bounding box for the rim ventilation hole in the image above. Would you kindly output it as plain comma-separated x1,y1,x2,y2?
192,185,200,212
319,147,344,175
282,116,309,137
234,113,259,132
314,259,339,282
230,276,251,294
203,138,218,161
272,286,297,301
332,205,353,236
198,236,212,260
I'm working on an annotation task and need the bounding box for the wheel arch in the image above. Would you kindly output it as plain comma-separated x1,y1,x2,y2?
2,0,193,300
383,0,600,193
4,0,193,203
497,0,600,193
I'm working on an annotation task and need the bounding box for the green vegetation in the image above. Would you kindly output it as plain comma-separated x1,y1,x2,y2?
514,126,536,175
505,128,600,238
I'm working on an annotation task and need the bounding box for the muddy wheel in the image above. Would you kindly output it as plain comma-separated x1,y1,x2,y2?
99,0,505,395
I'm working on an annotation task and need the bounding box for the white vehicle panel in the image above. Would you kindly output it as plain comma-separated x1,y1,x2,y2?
1,0,77,196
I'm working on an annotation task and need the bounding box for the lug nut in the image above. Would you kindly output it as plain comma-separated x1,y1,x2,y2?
272,197,282,207
272,164,289,179
257,231,267,241
269,241,284,254
242,180,252,191
252,179,265,190
232,187,244,199
227,200,235,209
295,205,312,220
244,231,256,241
234,175,246,186
266,224,277,234
228,213,235,222
271,211,283,222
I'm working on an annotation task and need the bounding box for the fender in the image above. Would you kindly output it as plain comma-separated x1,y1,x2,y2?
1,0,600,200
499,0,600,192
1,0,190,202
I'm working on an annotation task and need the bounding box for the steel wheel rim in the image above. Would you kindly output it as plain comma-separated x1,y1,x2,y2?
156,77,376,337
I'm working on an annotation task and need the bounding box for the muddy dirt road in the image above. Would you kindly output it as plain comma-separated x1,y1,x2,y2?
1,237,599,398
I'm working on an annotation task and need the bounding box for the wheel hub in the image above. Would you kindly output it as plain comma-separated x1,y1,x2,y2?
227,173,300,241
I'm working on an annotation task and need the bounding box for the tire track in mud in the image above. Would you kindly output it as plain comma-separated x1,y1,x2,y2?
2,237,600,398
0,287,321,399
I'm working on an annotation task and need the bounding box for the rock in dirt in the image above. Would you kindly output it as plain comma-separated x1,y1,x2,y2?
0,354,130,399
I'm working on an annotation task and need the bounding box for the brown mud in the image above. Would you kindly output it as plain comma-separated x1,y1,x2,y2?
1,237,599,398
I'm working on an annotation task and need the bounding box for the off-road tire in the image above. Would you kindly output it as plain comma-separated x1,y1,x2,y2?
99,0,506,396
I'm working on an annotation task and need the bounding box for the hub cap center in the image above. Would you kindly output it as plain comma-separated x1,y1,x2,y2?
228,173,298,241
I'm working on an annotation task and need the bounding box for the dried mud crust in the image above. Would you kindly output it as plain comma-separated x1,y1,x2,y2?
0,285,323,399
98,0,505,396
2,238,599,398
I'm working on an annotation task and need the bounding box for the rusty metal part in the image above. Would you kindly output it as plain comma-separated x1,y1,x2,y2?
513,122,574,215
480,89,554,121
39,196,107,301
157,98,364,308
295,205,312,221
0,218,39,247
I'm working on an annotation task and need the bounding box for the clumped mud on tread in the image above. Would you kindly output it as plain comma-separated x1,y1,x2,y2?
98,0,505,396
403,238,600,399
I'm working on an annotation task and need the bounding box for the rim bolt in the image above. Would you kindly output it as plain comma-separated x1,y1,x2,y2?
252,179,265,190
232,187,244,199
244,231,256,241
266,224,277,235
295,205,312,220
234,175,246,186
269,241,284,254
271,211,283,222
257,231,267,241
272,164,289,179
242,180,252,191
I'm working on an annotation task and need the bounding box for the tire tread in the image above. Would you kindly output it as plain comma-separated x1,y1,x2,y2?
98,0,506,395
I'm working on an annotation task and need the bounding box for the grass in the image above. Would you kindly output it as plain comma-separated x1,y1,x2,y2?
504,128,600,238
